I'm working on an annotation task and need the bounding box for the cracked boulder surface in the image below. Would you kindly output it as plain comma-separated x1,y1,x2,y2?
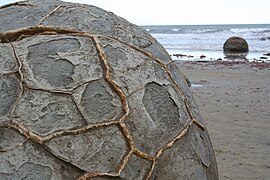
0,0,218,180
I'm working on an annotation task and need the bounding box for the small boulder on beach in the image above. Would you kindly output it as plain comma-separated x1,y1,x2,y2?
223,36,249,53
223,36,249,59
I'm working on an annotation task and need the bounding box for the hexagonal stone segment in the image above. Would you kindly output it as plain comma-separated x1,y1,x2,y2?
143,83,181,130
0,74,21,118
45,125,128,173
11,89,85,135
72,79,122,124
14,35,103,91
126,82,189,156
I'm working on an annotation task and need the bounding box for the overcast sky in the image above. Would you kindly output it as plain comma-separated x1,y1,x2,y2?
1,0,270,25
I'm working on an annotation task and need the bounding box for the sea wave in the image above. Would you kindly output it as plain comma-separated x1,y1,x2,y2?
148,28,270,37
171,28,180,32
196,29,226,34
143,25,270,36
229,28,270,34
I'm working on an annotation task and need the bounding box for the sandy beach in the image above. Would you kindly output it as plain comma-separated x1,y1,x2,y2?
175,61,270,180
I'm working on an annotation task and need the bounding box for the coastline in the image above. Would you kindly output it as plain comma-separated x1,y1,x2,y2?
146,24,270,63
169,50,270,62
175,60,270,179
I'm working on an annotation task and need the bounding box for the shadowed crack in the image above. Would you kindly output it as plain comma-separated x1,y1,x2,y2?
0,26,82,43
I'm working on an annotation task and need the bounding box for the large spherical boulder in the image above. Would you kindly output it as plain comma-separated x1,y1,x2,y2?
223,36,249,53
0,0,218,179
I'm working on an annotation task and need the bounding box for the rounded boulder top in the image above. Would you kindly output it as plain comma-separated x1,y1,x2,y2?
0,0,170,62
0,0,218,180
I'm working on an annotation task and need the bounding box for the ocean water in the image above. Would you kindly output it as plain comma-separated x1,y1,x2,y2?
142,24,270,61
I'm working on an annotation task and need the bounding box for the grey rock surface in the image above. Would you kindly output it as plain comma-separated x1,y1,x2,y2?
0,0,218,179
0,44,18,73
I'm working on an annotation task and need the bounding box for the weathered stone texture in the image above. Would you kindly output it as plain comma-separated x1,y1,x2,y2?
151,126,216,180
0,43,18,74
0,133,83,180
0,0,170,63
11,90,85,135
167,62,205,123
119,154,152,179
14,35,103,91
0,0,218,179
100,37,171,95
0,75,21,118
46,125,128,173
72,79,122,124
125,82,189,156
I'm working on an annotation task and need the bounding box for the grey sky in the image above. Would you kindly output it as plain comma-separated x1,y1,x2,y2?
1,0,270,25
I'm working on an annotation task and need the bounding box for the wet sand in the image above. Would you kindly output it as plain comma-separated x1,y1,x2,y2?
175,61,270,180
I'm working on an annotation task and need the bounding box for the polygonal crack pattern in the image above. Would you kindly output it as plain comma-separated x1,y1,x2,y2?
125,82,189,156
100,37,172,96
11,89,86,136
0,25,216,180
0,0,171,62
72,79,122,124
14,35,103,91
46,125,128,172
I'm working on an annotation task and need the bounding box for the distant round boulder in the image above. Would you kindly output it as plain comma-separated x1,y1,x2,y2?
223,36,249,53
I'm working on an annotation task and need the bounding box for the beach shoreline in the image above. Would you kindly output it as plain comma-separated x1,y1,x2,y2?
169,50,270,62
175,60,270,180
